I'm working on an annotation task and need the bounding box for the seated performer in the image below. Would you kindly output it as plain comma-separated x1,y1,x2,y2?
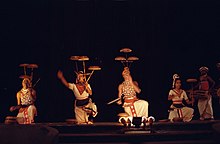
10,78,37,124
194,66,215,120
168,74,194,122
117,67,149,118
57,70,97,124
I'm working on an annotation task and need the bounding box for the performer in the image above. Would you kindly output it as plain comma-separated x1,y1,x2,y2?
168,74,194,122
57,70,97,124
194,66,215,120
117,67,149,118
10,78,37,124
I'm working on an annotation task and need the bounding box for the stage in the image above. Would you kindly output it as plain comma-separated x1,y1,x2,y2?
1,119,220,144
48,120,219,144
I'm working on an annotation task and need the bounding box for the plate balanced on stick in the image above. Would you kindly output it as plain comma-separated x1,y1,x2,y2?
109,48,153,128
70,56,102,83
19,63,40,88
7,63,39,124
108,47,139,105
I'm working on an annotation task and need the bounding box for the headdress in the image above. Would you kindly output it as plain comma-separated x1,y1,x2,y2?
172,74,180,88
199,66,209,73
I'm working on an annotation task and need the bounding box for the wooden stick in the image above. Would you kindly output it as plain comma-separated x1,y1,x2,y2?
86,70,94,83
107,97,121,105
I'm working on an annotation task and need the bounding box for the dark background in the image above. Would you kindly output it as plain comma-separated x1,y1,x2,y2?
0,0,219,123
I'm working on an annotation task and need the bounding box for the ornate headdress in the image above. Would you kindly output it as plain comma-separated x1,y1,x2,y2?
172,74,180,88
199,66,209,73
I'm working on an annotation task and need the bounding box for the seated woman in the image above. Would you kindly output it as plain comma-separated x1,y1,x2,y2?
168,74,194,122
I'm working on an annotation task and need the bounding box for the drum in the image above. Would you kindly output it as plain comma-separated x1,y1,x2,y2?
187,90,209,100
192,90,209,100
4,116,18,124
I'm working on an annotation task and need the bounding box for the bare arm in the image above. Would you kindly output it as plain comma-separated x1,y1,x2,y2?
127,74,141,93
9,92,21,112
168,94,174,101
31,88,36,102
85,83,92,95
207,76,215,90
16,92,21,105
132,81,141,94
168,90,174,100
57,70,69,88
117,84,123,105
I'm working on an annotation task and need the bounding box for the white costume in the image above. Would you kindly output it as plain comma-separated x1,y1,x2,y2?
195,66,215,120
69,83,97,124
197,77,214,120
168,89,194,122
121,80,148,117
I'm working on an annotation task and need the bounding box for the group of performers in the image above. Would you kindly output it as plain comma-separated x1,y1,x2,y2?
168,66,216,122
8,51,219,125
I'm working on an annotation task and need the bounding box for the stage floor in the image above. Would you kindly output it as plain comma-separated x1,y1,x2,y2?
1,120,220,144
43,120,220,144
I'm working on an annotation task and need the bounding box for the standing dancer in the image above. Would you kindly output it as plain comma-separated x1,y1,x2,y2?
194,66,215,120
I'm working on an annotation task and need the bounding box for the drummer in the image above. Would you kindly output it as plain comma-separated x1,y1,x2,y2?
193,66,215,120
57,70,97,124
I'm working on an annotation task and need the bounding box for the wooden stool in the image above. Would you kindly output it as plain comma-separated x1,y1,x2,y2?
4,116,18,124
65,119,77,124
117,112,129,117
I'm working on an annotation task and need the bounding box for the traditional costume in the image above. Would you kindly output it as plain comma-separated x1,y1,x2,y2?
68,82,97,124
121,80,148,117
168,74,194,122
197,66,215,120
17,79,37,124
